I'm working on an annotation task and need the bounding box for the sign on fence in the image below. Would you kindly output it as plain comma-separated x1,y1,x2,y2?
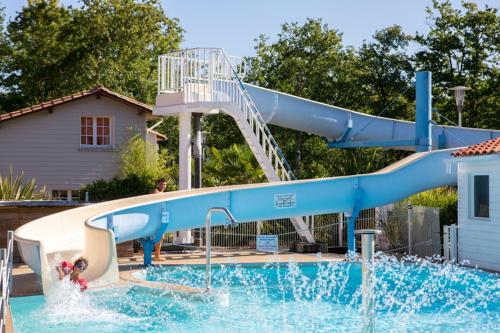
256,235,279,252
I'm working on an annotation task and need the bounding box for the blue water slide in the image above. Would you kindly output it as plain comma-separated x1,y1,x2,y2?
243,83,500,149
90,148,457,247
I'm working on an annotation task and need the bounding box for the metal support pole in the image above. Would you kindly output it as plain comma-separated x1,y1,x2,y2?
175,111,193,245
415,71,432,152
205,213,212,292
355,229,382,333
457,105,463,128
193,113,203,246
193,113,203,189
347,212,358,257
141,238,155,267
205,207,238,292
407,204,413,255
178,111,192,190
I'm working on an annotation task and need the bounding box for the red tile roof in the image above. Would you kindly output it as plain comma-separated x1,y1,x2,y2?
452,137,500,157
0,85,153,123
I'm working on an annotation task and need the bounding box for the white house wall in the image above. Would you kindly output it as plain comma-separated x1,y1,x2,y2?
0,96,148,192
457,157,500,271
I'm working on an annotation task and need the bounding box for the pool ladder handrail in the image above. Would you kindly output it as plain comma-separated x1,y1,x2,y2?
205,207,239,292
0,231,14,333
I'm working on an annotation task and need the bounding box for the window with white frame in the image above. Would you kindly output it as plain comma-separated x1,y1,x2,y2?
472,175,489,218
80,116,112,147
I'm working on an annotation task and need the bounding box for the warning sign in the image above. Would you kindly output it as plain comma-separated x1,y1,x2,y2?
274,193,296,209
256,235,279,252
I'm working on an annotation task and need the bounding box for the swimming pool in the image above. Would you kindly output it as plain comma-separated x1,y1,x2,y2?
10,258,500,332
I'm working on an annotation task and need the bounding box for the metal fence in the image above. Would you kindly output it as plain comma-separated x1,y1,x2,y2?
0,231,14,333
375,204,440,256
175,205,440,257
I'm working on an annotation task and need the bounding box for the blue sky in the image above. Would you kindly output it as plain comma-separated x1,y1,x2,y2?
1,0,497,56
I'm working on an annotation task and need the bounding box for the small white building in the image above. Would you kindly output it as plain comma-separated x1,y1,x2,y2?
454,138,500,271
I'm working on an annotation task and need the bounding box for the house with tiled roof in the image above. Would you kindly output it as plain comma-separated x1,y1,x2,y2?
0,86,166,199
452,137,500,271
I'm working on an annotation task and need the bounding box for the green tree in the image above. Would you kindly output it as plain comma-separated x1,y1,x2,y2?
203,114,245,150
356,25,415,120
415,1,499,129
246,18,413,179
0,0,183,111
0,0,72,110
247,18,346,171
203,144,265,186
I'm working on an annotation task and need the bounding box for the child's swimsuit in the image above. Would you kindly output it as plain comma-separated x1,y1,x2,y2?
59,261,88,291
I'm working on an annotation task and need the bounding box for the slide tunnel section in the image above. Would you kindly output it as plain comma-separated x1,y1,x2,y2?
243,83,500,150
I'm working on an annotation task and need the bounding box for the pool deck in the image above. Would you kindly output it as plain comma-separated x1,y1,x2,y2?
11,250,345,297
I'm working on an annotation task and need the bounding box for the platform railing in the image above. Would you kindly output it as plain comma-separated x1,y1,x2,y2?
0,231,14,333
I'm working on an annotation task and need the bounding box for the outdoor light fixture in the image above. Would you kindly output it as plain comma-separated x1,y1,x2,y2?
449,86,471,127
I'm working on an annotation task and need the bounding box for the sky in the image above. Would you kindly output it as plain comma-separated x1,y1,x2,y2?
1,0,498,57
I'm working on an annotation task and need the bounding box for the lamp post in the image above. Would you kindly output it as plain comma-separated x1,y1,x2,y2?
449,86,471,127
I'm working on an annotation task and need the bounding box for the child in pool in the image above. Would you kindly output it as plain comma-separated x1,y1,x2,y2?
56,257,89,291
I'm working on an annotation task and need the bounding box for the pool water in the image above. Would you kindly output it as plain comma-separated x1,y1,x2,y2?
10,257,500,333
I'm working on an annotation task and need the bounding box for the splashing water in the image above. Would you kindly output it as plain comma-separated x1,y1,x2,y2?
10,254,500,333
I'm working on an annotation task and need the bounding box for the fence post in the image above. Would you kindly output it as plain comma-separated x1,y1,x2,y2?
338,213,344,247
407,204,413,255
311,216,315,239
450,224,458,262
443,225,450,261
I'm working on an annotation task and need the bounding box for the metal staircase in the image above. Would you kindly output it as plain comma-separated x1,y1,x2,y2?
157,48,315,243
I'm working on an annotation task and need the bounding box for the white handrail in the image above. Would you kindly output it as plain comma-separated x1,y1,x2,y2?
0,231,14,333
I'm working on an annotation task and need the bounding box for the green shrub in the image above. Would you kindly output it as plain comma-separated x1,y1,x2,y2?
81,134,176,202
0,166,46,200
80,174,154,202
120,134,175,184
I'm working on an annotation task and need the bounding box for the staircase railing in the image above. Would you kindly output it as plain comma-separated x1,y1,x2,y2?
158,48,295,181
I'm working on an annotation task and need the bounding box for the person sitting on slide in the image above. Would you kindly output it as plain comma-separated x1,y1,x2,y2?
56,257,89,291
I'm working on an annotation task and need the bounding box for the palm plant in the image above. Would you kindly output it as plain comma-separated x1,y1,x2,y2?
203,144,266,186
0,166,45,201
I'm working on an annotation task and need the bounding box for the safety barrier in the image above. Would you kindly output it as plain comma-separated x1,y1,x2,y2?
0,231,14,333
186,205,440,256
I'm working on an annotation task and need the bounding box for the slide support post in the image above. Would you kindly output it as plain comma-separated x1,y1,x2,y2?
140,238,155,267
347,212,358,259
415,71,432,152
